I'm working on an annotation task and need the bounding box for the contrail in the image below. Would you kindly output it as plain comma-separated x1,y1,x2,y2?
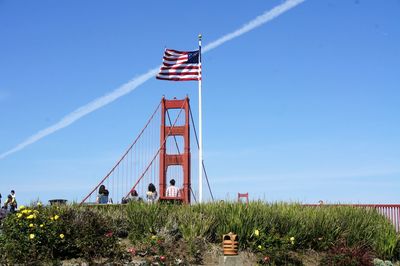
0,0,305,160
204,0,305,52
0,68,159,159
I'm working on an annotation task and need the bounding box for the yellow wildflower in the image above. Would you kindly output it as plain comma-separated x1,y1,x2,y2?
254,229,260,237
29,234,35,239
258,245,262,250
27,209,32,214
17,213,22,218
50,217,54,221
19,205,25,210
151,235,157,240
29,223,34,228
59,234,65,239
54,215,59,220
40,224,44,228
21,210,28,214
290,237,295,244
26,214,34,219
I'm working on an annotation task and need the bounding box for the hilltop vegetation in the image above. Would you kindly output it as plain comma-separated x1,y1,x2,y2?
0,202,399,265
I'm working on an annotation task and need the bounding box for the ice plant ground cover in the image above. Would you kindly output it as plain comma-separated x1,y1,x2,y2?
0,202,399,265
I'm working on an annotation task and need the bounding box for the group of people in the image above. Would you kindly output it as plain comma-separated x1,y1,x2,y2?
97,179,181,205
1,190,17,214
145,178,181,202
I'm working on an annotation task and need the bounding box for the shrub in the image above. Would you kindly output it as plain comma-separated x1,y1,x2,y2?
0,205,121,264
0,205,67,264
64,207,121,260
320,239,374,266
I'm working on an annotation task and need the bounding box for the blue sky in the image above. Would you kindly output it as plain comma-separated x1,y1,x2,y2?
0,0,399,205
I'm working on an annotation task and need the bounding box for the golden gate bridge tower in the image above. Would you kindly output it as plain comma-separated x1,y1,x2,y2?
159,97,191,203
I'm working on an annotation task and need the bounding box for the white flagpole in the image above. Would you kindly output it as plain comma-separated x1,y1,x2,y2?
198,34,203,203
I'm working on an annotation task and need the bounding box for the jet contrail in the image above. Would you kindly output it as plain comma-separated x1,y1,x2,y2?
0,0,305,160
0,68,159,160
203,0,305,52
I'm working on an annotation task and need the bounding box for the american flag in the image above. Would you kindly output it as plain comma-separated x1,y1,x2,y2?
156,49,201,81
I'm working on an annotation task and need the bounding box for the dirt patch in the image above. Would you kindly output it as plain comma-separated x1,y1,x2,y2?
294,250,325,266
200,244,257,266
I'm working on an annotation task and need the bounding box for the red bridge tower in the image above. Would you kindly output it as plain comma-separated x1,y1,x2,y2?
159,97,191,203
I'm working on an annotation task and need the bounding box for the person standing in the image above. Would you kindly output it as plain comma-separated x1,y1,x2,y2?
10,191,17,209
10,190,15,200
166,179,180,197
146,183,158,203
4,195,17,213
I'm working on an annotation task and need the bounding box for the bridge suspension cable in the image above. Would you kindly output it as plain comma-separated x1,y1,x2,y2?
80,101,162,205
189,106,215,201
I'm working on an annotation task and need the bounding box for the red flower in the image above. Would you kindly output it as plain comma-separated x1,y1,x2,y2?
105,231,113,237
157,239,163,245
263,256,270,263
160,255,166,262
127,247,136,256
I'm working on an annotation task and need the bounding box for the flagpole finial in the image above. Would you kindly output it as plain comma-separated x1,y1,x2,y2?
198,34,202,40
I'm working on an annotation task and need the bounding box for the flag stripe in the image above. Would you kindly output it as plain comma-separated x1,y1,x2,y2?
159,68,200,73
162,63,199,68
165,49,196,55
159,72,200,76
156,76,200,81
163,55,188,61
160,65,200,70
157,73,200,78
163,59,189,65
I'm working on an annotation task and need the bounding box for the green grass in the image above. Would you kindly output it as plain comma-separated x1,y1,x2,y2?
0,201,398,263
88,201,398,259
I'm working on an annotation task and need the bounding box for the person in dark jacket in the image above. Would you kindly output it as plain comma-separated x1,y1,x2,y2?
3,194,17,213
